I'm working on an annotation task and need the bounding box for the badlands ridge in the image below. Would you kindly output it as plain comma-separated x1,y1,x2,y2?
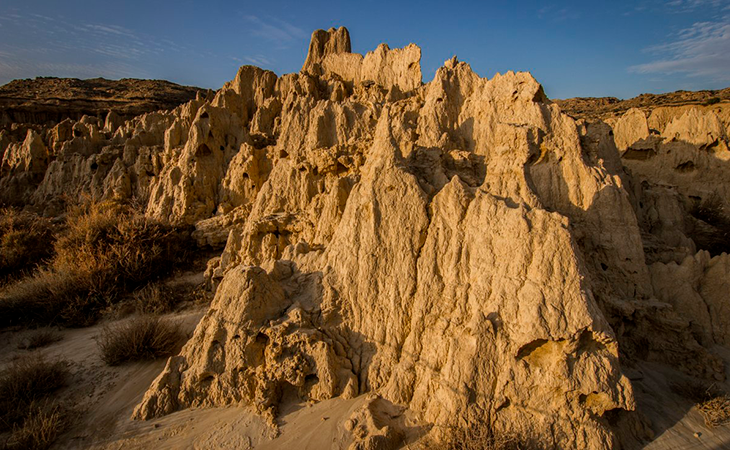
2,27,730,449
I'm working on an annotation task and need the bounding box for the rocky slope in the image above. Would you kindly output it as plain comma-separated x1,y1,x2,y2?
2,26,730,449
0,77,206,128
556,88,730,121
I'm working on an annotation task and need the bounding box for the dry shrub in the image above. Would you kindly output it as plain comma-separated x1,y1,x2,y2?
0,268,104,327
133,283,176,314
423,419,541,450
17,329,62,350
670,379,730,428
439,427,533,450
0,209,54,285
0,201,189,328
96,315,184,366
52,201,187,294
4,403,67,450
697,396,730,428
0,354,67,433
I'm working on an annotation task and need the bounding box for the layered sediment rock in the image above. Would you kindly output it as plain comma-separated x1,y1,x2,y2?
3,26,730,450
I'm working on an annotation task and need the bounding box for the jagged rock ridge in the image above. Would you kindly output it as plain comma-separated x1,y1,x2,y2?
2,26,730,450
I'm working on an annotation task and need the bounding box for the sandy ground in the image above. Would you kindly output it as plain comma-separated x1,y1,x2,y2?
639,347,730,450
3,303,730,449
0,306,418,450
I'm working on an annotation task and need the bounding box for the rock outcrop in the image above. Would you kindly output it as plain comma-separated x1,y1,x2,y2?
3,26,730,450
125,31,691,450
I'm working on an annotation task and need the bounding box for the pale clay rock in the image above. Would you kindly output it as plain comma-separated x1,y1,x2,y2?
613,108,650,151
651,251,730,346
134,35,647,450
3,27,730,450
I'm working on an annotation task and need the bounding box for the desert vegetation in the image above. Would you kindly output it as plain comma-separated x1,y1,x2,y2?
0,208,55,286
671,380,730,428
16,328,62,350
96,314,184,366
0,201,190,328
0,354,69,450
0,198,204,447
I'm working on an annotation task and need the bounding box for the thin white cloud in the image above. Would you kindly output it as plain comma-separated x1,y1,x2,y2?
630,18,730,81
243,15,306,46
245,55,273,66
536,5,581,21
624,0,729,16
0,58,146,84
0,11,230,83
665,0,729,11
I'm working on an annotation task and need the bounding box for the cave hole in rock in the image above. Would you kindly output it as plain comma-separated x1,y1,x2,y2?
675,161,695,172
196,143,212,157
516,339,548,360
255,332,269,346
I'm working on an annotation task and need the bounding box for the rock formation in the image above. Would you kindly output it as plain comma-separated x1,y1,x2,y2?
2,26,730,450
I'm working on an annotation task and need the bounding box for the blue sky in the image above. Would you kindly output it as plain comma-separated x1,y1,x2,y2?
0,0,728,99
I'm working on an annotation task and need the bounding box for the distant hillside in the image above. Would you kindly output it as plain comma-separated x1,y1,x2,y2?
555,87,730,121
0,77,208,126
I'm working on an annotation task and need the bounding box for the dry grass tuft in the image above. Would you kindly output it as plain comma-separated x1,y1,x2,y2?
670,379,730,428
421,420,541,450
133,282,176,314
17,329,62,350
697,396,730,428
4,403,67,450
0,201,189,328
439,427,533,450
0,208,55,285
0,354,67,433
96,315,184,366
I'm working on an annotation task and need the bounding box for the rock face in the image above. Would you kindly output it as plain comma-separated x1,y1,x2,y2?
3,27,730,450
651,251,730,346
125,31,662,450
302,27,352,75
